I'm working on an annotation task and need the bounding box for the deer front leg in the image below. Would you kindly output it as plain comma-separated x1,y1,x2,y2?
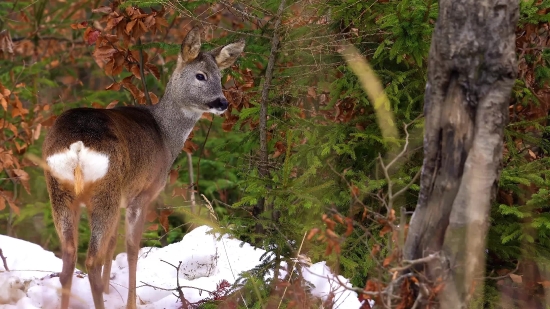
46,174,81,309
86,188,121,309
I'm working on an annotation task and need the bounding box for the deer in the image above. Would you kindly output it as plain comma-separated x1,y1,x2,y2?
41,27,244,309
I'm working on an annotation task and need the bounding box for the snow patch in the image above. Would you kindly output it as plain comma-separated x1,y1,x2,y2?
0,226,366,308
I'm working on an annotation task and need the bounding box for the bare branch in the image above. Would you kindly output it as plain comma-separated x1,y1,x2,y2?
137,38,152,106
0,248,9,271
389,253,441,273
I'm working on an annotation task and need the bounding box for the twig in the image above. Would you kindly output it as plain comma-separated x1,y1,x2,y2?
484,261,520,280
393,169,421,200
389,253,440,273
277,231,307,309
137,38,152,106
195,120,213,195
187,152,196,214
0,248,9,271
159,259,191,308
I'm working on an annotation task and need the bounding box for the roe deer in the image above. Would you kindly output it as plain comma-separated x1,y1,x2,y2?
42,27,244,309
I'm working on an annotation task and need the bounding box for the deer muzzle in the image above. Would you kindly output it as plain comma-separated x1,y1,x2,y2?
208,98,229,111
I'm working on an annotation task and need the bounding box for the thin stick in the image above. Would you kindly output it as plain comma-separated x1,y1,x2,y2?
389,253,440,273
137,38,152,106
187,152,196,214
277,231,307,309
0,248,9,271
195,120,213,194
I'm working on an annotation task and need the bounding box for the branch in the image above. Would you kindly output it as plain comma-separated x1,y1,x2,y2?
187,152,196,215
0,248,9,271
137,38,152,106
159,259,191,308
389,253,440,273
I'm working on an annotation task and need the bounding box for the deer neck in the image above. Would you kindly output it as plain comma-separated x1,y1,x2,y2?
149,94,202,162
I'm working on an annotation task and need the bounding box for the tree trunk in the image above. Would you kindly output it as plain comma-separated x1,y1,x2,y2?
403,0,518,307
254,0,286,234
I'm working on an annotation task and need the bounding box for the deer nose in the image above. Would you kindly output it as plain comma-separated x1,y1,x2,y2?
208,98,229,111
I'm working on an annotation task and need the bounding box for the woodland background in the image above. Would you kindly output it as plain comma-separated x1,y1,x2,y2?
1,0,550,308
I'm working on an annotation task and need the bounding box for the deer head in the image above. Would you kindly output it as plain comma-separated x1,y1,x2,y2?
164,27,245,115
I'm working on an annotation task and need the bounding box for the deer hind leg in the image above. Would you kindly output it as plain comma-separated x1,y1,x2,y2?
85,186,121,309
125,195,151,309
101,222,119,294
45,173,81,309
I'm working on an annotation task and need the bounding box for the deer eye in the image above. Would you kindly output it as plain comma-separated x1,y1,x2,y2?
196,73,206,81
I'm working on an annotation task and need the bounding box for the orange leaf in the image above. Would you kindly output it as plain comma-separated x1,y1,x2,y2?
130,64,141,79
126,19,137,35
11,95,28,118
383,255,393,267
159,210,173,233
146,64,160,80
307,228,320,240
106,101,119,109
105,15,124,31
106,82,121,91
0,195,5,211
379,224,392,237
149,92,159,105
147,223,159,231
2,192,19,215
70,21,88,29
12,169,30,194
344,217,353,236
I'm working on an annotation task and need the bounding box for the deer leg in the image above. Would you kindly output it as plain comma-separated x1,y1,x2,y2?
102,218,119,294
46,174,81,309
86,190,121,309
125,197,149,309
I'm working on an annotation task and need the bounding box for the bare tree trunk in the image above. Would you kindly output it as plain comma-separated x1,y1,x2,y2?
403,0,518,307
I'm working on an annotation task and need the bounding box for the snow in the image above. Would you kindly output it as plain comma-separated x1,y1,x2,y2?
0,225,366,308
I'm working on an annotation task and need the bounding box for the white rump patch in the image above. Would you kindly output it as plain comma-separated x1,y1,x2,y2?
46,141,109,183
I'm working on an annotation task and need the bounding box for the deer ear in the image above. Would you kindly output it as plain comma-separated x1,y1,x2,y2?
210,39,245,70
179,27,201,66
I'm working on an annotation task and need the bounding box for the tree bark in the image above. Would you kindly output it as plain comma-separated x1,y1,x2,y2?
403,0,518,307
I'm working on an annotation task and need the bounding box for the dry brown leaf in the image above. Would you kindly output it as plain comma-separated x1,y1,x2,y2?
130,64,141,79
106,82,121,91
169,169,179,185
379,224,392,237
0,194,5,211
12,169,30,193
159,210,173,233
149,92,159,105
106,101,119,109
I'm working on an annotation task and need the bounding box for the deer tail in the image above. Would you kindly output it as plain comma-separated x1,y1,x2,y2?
74,164,84,195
